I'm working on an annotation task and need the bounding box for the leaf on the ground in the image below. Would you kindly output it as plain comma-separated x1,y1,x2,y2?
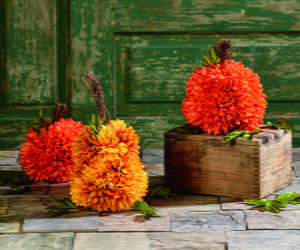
150,186,177,199
244,199,286,213
132,200,161,220
275,192,300,205
46,198,78,218
2,186,31,195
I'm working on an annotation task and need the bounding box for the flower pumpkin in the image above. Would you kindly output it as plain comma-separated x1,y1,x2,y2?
181,40,267,135
70,72,148,212
19,104,83,183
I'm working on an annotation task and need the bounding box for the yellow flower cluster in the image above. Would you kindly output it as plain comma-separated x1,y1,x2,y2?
70,119,148,212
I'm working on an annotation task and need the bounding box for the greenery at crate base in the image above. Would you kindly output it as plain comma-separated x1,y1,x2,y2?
244,192,300,213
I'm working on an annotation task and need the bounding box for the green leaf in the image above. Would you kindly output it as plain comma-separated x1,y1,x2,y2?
150,186,177,199
267,121,273,127
223,129,262,145
132,200,155,212
241,134,251,140
142,211,161,220
2,186,31,195
46,198,78,218
275,192,300,204
208,47,217,60
32,110,51,133
202,55,211,66
244,199,286,213
267,119,292,131
89,114,104,136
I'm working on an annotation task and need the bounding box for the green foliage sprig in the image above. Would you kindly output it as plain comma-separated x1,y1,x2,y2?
223,129,262,145
267,118,292,131
150,186,177,199
89,114,104,136
46,198,78,218
244,192,300,213
202,48,221,66
32,110,51,133
132,200,161,220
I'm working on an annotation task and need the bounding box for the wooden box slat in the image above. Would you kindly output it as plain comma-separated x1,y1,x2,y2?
164,124,292,199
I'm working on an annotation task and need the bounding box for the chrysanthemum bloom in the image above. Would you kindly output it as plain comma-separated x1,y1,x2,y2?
181,40,267,135
19,115,83,183
70,119,148,212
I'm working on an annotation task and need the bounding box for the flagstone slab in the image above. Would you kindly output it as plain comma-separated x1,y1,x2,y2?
0,233,74,250
293,148,300,162
0,198,9,215
227,230,300,250
0,216,21,233
274,177,300,194
98,210,171,231
246,210,300,229
47,183,71,196
23,215,99,232
146,195,220,212
142,149,164,164
7,197,47,216
144,164,164,176
150,232,226,249
172,211,246,232
293,162,300,177
74,233,149,250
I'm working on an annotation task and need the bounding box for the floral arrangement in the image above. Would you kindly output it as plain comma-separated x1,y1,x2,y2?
70,72,148,212
180,40,268,135
19,104,83,183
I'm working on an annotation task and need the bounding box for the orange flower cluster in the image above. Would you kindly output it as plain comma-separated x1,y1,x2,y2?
70,119,148,212
181,60,267,135
19,119,83,183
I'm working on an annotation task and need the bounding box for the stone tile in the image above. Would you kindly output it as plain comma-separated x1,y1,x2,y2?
172,211,246,232
0,232,74,250
23,214,99,232
221,195,300,211
246,210,300,229
7,197,47,216
293,148,300,162
150,232,226,249
144,164,164,176
142,149,164,164
98,210,171,231
293,161,300,177
0,216,21,233
0,151,19,159
0,198,10,215
274,177,300,194
146,194,220,212
227,230,300,250
47,183,71,196
74,233,149,250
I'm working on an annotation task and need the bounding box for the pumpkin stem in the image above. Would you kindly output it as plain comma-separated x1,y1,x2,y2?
51,104,67,124
82,71,110,124
213,40,235,64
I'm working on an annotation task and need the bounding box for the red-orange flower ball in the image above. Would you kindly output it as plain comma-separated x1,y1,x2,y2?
181,60,267,135
19,119,83,183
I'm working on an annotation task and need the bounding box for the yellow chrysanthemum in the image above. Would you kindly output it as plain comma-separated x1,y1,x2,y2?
70,119,148,212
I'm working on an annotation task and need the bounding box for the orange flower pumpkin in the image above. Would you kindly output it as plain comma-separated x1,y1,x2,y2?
19,105,83,183
181,40,267,135
70,72,148,212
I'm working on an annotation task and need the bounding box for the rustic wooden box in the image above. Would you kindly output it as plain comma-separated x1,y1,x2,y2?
164,124,293,199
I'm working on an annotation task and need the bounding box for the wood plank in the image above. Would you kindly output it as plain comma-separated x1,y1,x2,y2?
113,0,300,32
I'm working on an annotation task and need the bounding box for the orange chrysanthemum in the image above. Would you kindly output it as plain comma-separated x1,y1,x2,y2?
181,60,267,135
70,119,148,212
19,118,83,183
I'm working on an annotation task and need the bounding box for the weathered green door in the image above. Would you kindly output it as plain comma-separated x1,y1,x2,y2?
1,0,300,149
0,0,69,149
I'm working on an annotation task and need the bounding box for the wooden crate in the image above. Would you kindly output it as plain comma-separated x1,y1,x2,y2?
164,124,293,199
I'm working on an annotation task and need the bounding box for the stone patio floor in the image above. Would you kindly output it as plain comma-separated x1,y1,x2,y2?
0,149,299,250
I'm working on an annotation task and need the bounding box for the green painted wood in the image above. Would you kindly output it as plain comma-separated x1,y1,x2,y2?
70,0,114,122
113,0,300,32
0,0,69,150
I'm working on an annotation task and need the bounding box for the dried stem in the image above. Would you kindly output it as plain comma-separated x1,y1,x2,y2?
52,104,67,124
82,71,110,124
213,40,235,63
